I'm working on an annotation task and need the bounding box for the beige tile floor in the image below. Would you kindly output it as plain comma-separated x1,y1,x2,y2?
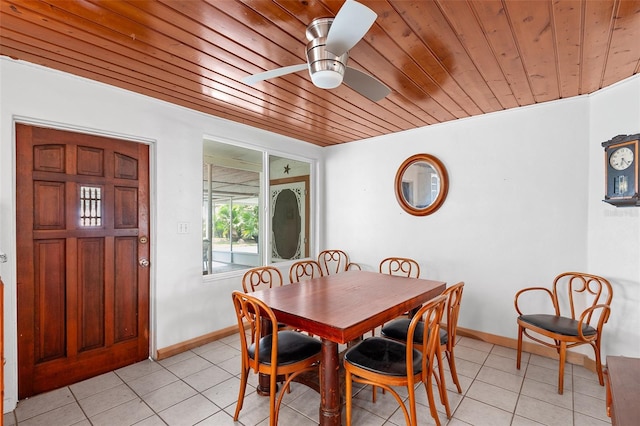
3,334,611,425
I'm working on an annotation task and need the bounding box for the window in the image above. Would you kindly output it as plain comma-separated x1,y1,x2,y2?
80,186,102,226
203,140,312,275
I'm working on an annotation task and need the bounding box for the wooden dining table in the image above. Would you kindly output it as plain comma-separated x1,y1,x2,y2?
249,269,446,426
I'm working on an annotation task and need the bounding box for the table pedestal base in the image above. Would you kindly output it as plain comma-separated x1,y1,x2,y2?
319,339,341,426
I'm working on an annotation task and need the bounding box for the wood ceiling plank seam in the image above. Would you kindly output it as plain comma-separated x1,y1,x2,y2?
362,2,471,120
550,0,583,99
502,0,560,103
270,0,339,30
355,25,460,124
376,0,481,119
254,77,414,134
243,79,399,136
177,0,308,75
0,33,195,99
580,0,616,94
597,0,619,90
238,0,315,43
367,96,437,129
208,0,414,134
497,0,541,105
439,0,521,111
468,0,536,107
601,0,640,87
0,2,219,90
160,0,404,135
130,0,300,75
548,0,563,101
390,0,503,115
6,0,371,142
434,0,505,112
419,0,506,113
380,97,440,127
154,0,320,104
305,46,444,127
242,70,406,133
577,0,587,94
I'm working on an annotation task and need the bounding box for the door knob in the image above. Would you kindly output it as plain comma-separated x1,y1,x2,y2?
139,258,150,267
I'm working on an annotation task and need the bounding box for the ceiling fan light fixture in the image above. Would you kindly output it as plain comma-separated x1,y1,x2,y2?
306,38,348,89
310,69,344,89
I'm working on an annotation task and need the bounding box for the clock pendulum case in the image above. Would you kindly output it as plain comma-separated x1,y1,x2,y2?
602,133,640,207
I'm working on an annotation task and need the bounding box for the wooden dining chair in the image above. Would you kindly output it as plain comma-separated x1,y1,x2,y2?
242,266,284,293
318,249,347,275
242,266,290,341
231,291,322,426
344,294,448,426
289,259,323,283
514,272,613,394
375,256,421,335
379,257,420,278
317,249,361,275
382,282,465,394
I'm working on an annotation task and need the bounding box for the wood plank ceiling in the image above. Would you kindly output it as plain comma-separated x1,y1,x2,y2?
1,0,639,147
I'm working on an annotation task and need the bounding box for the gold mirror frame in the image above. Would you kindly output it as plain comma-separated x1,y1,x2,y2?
394,153,449,216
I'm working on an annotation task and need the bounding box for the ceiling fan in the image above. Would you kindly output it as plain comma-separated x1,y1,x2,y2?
242,0,391,102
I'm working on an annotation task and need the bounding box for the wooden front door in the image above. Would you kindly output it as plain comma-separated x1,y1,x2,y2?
16,124,150,398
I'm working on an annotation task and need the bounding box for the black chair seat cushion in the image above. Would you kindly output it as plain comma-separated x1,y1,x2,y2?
249,330,321,365
344,337,422,377
519,314,597,337
381,319,448,345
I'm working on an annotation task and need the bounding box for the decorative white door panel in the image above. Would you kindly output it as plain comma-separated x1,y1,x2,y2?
270,180,306,261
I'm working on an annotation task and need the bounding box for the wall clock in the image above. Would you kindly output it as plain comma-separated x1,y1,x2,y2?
602,133,640,207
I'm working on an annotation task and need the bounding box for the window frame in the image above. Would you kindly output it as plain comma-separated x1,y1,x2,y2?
202,139,317,282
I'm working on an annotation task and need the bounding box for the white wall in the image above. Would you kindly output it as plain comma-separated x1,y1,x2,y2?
587,77,640,357
323,75,640,359
0,57,323,411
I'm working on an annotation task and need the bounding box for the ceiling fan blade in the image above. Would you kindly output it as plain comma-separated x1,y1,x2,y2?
242,64,308,86
325,0,377,57
343,67,391,102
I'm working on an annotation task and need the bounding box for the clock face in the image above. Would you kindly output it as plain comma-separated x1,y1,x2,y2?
609,146,634,171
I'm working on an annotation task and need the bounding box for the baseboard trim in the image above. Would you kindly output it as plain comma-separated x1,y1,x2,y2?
456,326,598,373
156,324,598,374
156,325,238,360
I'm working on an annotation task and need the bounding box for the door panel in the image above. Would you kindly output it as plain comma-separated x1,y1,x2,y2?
16,124,150,398
34,239,66,362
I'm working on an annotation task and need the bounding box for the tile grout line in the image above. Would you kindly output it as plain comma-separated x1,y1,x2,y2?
510,350,530,426
112,362,171,426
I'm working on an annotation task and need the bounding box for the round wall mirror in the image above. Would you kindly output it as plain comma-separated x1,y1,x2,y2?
395,153,449,216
